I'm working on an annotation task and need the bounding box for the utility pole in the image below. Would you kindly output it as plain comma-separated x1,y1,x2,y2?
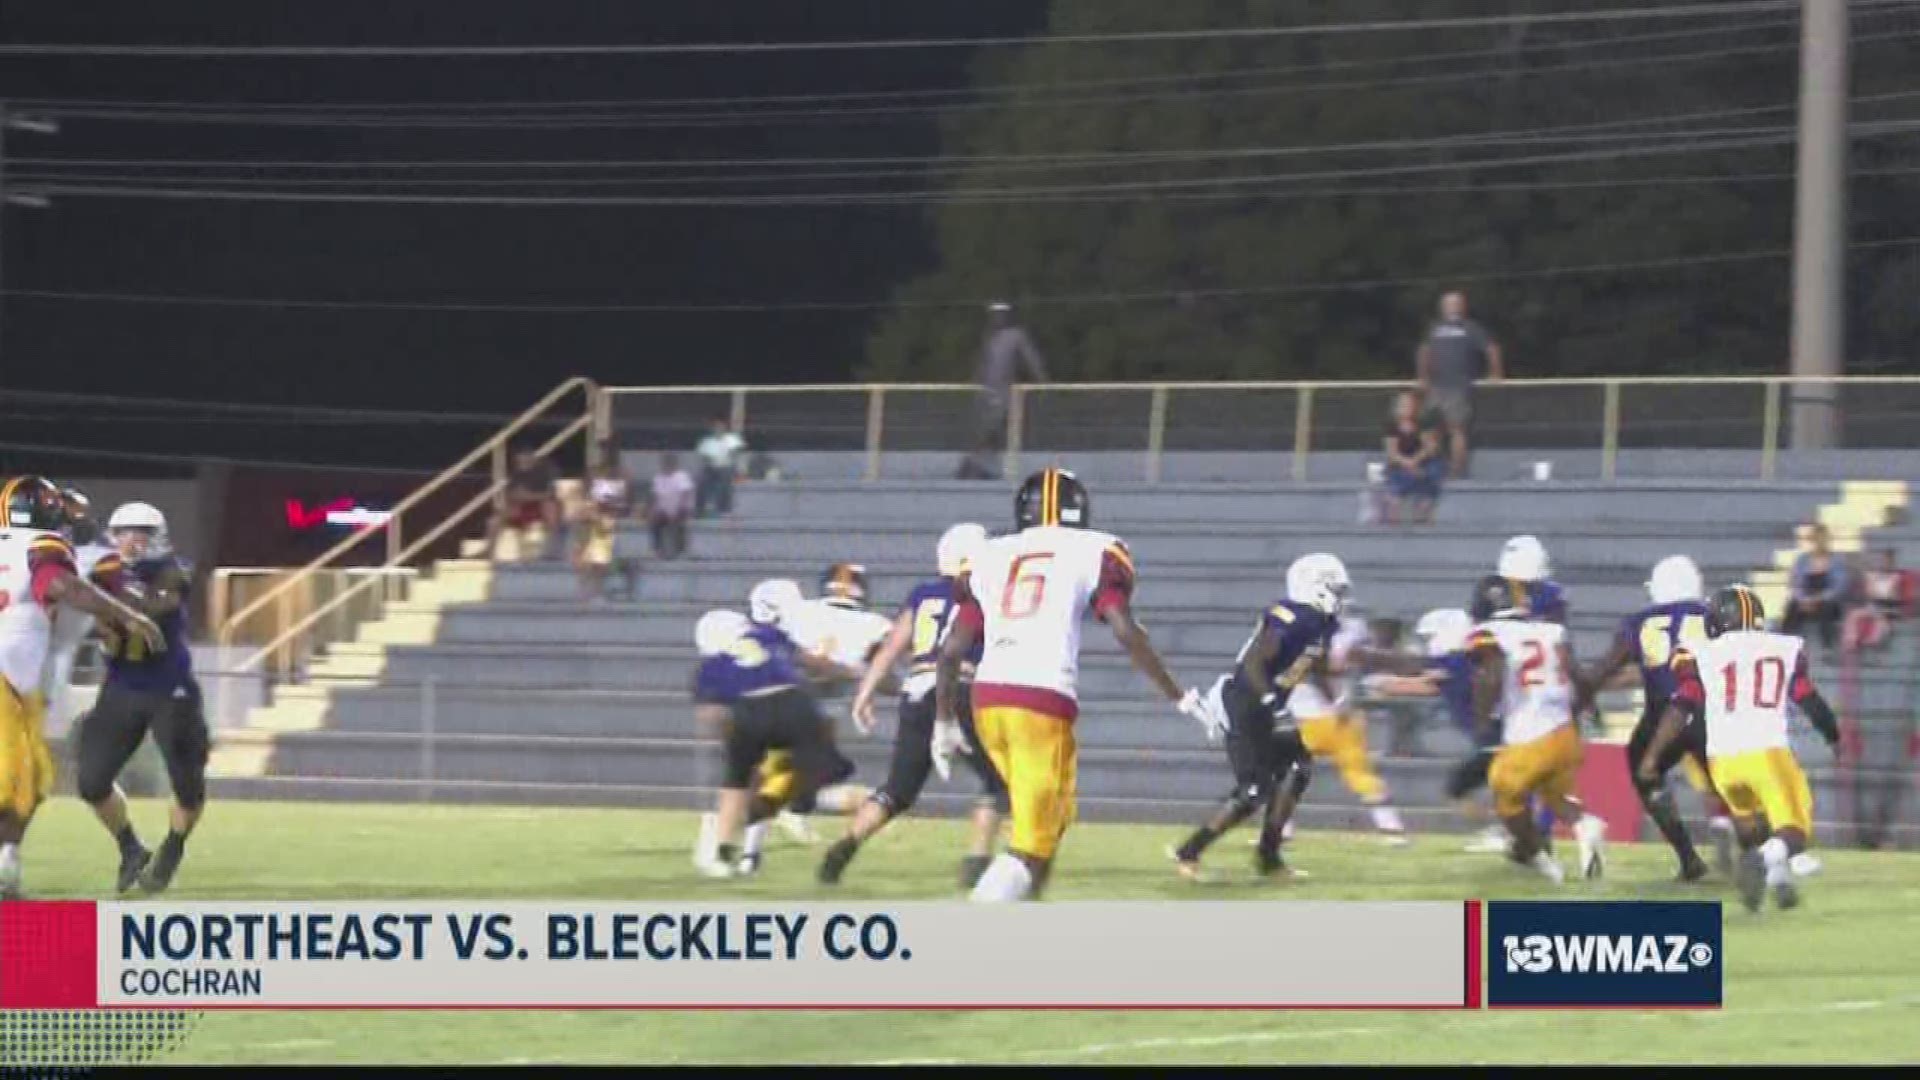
0,103,59,381
1789,0,1849,449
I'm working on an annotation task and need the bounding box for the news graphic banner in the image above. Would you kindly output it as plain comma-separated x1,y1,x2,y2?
1485,900,1722,1008
0,901,1474,1010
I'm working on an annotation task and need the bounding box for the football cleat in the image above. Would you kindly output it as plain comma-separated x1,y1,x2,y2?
774,810,818,845
816,838,858,886
1464,825,1510,853
1675,856,1711,884
117,843,153,895
1529,851,1566,885
1773,878,1801,911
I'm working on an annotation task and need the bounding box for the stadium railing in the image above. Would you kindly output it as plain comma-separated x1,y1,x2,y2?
214,377,599,679
602,375,1920,482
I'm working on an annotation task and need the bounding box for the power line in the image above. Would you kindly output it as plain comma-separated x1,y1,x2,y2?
12,236,1920,315
17,134,1861,206
0,386,540,425
0,3,1815,58
33,27,1907,130
28,88,1918,176
0,12,1820,112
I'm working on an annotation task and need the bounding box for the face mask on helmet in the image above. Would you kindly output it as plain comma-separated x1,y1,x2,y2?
1286,554,1351,615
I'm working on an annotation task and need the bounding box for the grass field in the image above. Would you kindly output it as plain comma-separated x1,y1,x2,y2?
11,798,1920,1065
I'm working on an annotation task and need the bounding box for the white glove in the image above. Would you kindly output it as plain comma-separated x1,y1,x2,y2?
1178,687,1228,743
930,718,968,782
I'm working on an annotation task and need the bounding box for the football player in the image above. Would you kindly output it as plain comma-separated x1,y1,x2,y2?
41,487,124,762
1364,607,1510,850
938,467,1205,902
751,566,892,843
0,478,162,899
690,607,857,878
733,578,864,865
1283,607,1408,845
1498,535,1569,625
1578,555,1731,881
78,501,213,894
1646,585,1839,912
1170,553,1351,880
1466,573,1608,884
822,522,1010,889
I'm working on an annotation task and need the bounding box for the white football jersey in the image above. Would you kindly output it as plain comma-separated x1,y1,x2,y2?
1471,618,1574,745
0,529,74,697
1287,618,1370,720
41,542,119,713
1682,630,1805,757
786,598,893,676
964,525,1132,706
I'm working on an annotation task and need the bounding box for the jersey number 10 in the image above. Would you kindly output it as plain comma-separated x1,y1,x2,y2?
1722,656,1786,711
1000,553,1055,619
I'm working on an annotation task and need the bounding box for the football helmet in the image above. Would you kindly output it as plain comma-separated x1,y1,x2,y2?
1014,467,1089,530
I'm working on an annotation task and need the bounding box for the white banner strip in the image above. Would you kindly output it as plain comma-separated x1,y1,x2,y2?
98,901,1471,1009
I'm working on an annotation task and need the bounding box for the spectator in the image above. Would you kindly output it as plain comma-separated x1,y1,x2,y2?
574,456,641,602
1844,548,1916,652
694,419,747,518
957,301,1048,480
1415,290,1504,479
648,453,696,560
488,447,561,561
1381,391,1446,525
1783,523,1849,650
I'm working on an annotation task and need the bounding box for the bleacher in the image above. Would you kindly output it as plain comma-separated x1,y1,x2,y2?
208,460,1917,846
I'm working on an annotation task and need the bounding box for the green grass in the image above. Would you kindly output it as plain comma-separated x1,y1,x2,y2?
12,798,1920,1065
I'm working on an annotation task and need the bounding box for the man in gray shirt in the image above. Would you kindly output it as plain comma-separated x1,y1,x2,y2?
958,301,1049,480
1415,290,1504,479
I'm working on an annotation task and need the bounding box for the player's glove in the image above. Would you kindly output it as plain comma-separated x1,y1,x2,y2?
1180,687,1228,743
930,718,968,782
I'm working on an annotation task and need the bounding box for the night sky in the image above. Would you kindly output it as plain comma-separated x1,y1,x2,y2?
0,1,1045,470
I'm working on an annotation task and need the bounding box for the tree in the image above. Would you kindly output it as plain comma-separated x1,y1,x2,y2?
866,0,1920,383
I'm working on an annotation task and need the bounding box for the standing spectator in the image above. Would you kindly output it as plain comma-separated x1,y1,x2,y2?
956,301,1048,480
648,453,696,560
694,419,747,517
488,447,561,561
1415,290,1504,479
1380,391,1446,524
574,456,640,601
1783,523,1849,650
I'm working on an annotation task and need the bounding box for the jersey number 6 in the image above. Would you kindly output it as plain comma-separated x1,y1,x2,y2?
1000,552,1055,619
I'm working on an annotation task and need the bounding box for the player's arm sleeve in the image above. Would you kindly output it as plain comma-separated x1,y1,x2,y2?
1091,541,1136,618
134,562,189,618
88,553,126,593
1669,650,1705,714
1465,630,1504,739
26,537,77,605
1788,652,1842,747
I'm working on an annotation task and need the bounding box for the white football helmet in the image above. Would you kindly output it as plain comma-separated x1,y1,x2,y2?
108,500,171,557
1646,555,1704,604
1498,535,1550,583
1414,608,1472,658
747,578,804,626
936,522,987,577
694,609,750,657
1285,553,1351,616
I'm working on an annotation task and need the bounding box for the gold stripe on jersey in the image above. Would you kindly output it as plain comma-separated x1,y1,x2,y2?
1103,541,1135,577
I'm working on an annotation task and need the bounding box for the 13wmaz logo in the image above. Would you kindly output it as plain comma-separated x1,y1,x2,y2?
1503,934,1715,975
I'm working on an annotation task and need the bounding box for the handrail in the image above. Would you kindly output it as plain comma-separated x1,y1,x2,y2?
217,377,597,672
602,374,1920,394
236,412,592,676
